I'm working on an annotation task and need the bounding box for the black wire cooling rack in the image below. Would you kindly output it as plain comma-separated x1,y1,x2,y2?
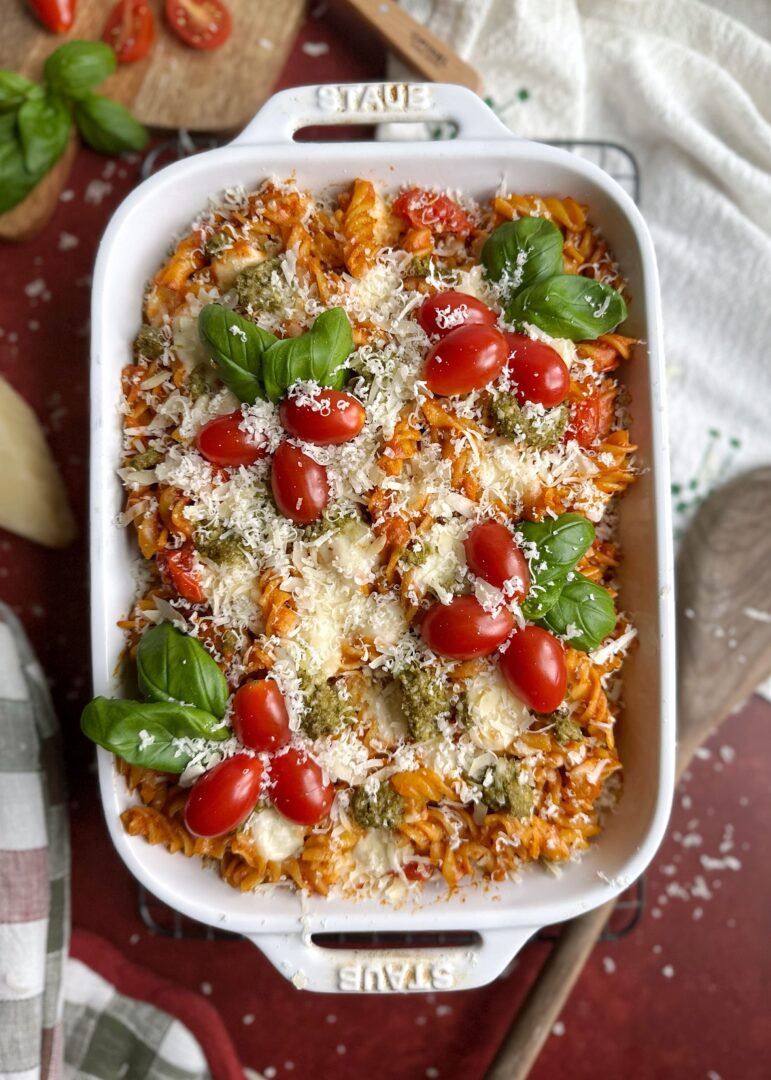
135,131,644,953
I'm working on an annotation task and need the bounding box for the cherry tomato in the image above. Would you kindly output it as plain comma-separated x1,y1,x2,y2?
499,625,567,713
156,544,205,604
423,324,508,396
184,754,263,838
271,443,329,524
418,291,497,339
403,862,434,882
196,411,266,467
26,0,75,32
165,0,232,49
102,0,155,63
279,390,365,446
420,595,514,660
393,188,472,237
233,678,290,753
504,333,570,408
566,396,600,447
270,748,334,825
464,520,529,601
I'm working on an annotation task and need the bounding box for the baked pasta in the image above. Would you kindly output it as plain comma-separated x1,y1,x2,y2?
82,177,638,899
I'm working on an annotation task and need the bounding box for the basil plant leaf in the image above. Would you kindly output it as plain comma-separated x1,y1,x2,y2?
518,512,595,586
539,573,616,651
262,307,353,403
0,135,45,213
81,697,226,773
481,217,563,298
44,41,116,100
506,274,627,341
137,623,229,718
17,93,71,176
198,303,276,403
0,71,35,113
74,94,148,154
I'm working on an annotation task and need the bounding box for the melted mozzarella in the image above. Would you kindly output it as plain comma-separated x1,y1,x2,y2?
464,666,532,751
247,807,305,861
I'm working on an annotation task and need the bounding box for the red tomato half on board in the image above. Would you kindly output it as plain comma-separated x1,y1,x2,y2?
420,595,514,660
418,291,497,339
184,755,264,838
102,0,155,63
196,411,266,467
279,391,365,446
165,0,232,49
27,0,75,33
464,520,529,601
156,544,205,604
233,679,291,753
423,324,508,396
269,749,334,826
393,188,472,237
499,625,567,714
504,333,570,408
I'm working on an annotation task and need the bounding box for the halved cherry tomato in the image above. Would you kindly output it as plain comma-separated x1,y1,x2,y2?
269,748,334,825
418,291,497,339
464,520,529,601
279,390,365,446
499,625,567,713
184,754,263,838
271,443,329,524
26,0,75,33
393,188,472,237
165,0,232,49
156,544,205,604
196,411,266,467
504,333,570,408
423,324,508,396
102,0,155,63
566,396,600,447
233,679,290,753
420,595,514,660
403,862,434,882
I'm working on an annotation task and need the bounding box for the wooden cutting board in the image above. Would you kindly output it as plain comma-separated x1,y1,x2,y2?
1,0,304,131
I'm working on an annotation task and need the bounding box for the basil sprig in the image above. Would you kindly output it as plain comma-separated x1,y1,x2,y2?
0,42,147,215
198,304,354,404
81,698,226,773
80,623,230,773
262,308,353,403
198,304,276,404
482,217,627,341
518,512,616,649
137,623,228,717
481,217,563,294
506,275,628,341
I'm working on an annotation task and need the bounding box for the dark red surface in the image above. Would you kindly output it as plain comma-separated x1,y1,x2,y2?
0,8,769,1079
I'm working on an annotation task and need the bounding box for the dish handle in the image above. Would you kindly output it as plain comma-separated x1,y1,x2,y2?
229,82,511,147
246,925,538,993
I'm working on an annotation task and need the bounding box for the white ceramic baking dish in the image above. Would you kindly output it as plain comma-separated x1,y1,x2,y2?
90,82,675,993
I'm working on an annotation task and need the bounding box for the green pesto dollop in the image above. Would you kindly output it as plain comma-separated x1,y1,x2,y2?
301,681,354,740
483,759,535,819
188,362,212,402
303,506,360,541
410,254,432,277
491,393,569,449
400,541,432,568
129,448,163,470
396,664,452,742
133,324,166,361
203,232,231,259
194,528,244,564
235,258,287,314
553,715,583,744
350,781,405,829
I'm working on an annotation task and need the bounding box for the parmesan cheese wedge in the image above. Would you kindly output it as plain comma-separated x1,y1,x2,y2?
0,377,76,548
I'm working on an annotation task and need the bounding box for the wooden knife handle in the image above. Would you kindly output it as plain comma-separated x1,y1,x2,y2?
338,0,483,92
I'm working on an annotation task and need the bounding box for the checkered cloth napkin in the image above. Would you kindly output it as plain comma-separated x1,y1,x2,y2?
0,606,246,1080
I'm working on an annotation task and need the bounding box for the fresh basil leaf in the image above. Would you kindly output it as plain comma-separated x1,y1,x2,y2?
44,41,116,100
518,512,595,585
539,573,616,651
198,303,276,403
0,136,42,214
137,623,228,718
520,576,565,621
81,697,226,773
506,274,627,341
0,71,35,113
263,308,353,403
17,93,70,176
74,94,148,154
481,217,564,297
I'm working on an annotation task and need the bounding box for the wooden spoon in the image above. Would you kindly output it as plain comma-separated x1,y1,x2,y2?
485,466,771,1080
